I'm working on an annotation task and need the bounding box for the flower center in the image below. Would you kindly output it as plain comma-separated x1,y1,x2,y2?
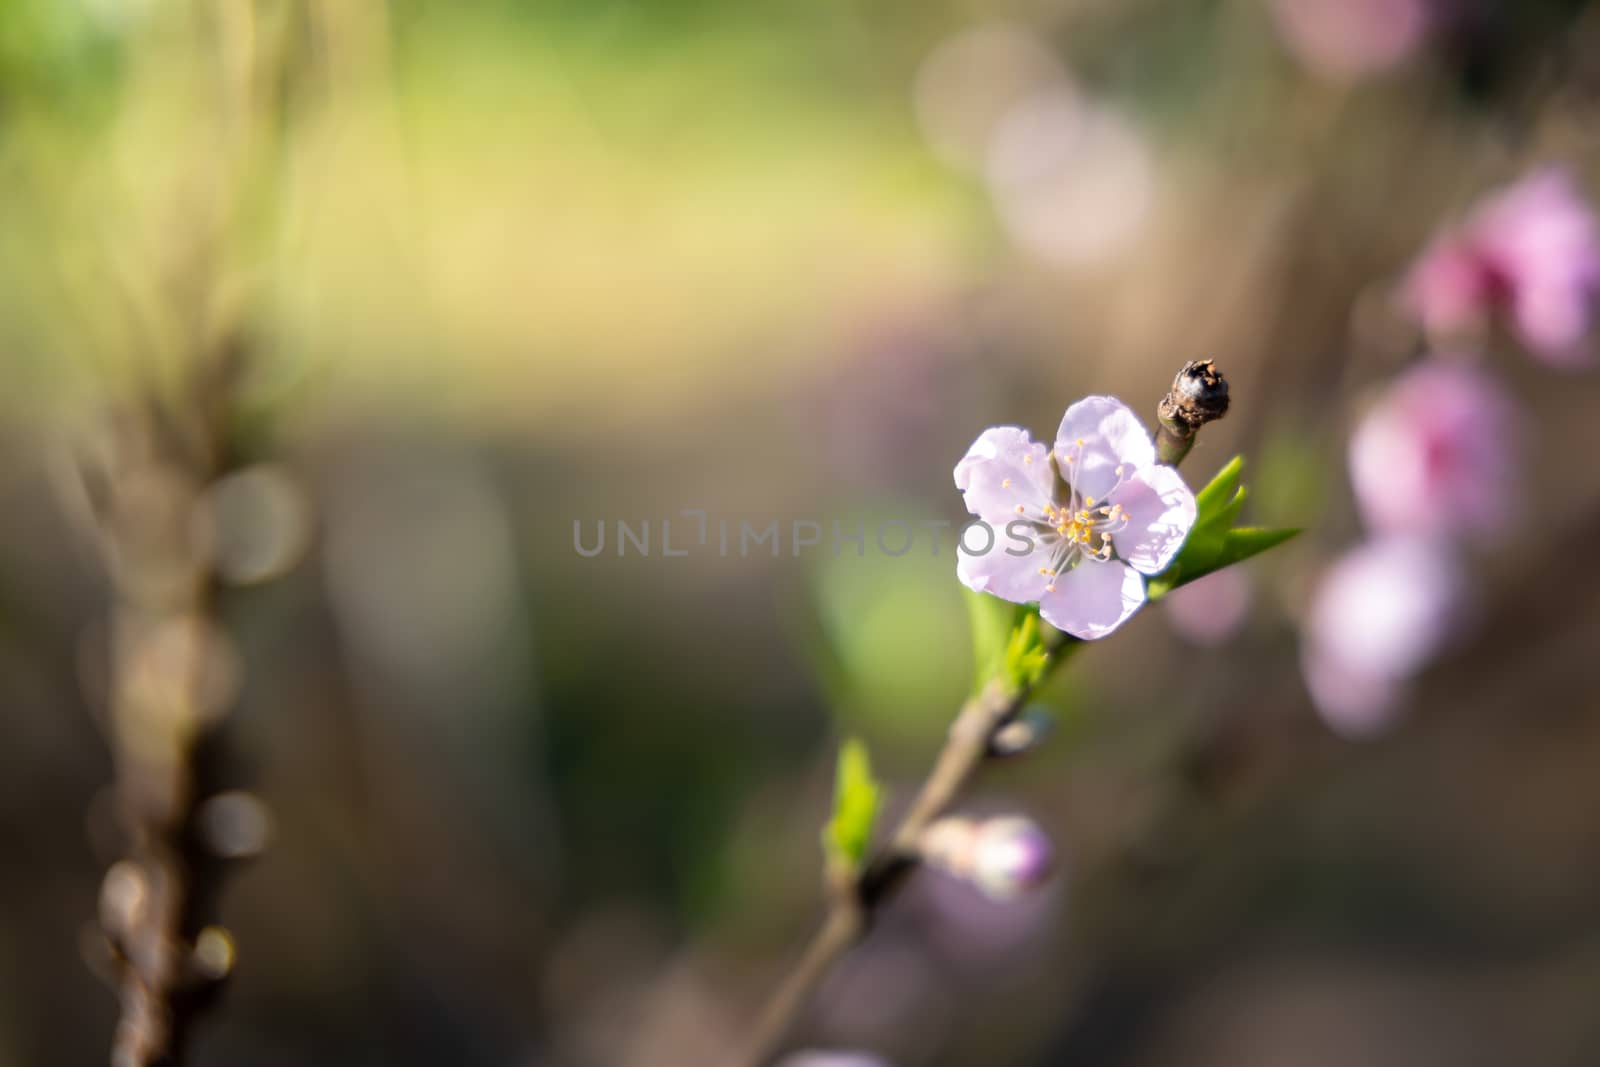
1028,443,1133,593
1043,499,1125,558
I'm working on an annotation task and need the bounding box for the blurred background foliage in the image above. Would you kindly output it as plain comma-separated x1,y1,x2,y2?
2,1,1600,1066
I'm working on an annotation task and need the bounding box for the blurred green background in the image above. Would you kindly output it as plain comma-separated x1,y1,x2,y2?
4,1,1600,1065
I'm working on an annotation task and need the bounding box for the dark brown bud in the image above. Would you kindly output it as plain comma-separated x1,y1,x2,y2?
1156,360,1229,467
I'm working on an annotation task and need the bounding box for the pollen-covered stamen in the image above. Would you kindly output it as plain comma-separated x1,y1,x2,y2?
1027,448,1137,575
1067,456,1135,557
1046,484,1130,563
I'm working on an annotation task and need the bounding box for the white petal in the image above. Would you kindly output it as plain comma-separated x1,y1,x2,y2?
956,536,1053,605
954,426,1059,525
1038,558,1145,640
1109,464,1196,575
1054,396,1156,501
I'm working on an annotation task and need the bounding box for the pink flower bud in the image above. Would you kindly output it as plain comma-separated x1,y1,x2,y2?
923,815,1056,899
971,816,1055,900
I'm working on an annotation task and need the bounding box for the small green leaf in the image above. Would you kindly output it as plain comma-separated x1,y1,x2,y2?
1207,484,1250,538
822,738,882,874
1145,571,1179,600
1002,610,1051,693
1148,456,1300,599
966,593,1050,695
1194,456,1245,522
1149,525,1301,598
1219,526,1301,567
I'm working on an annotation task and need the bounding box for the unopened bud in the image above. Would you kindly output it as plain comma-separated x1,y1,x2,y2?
971,816,1054,900
1156,360,1230,467
920,814,1055,901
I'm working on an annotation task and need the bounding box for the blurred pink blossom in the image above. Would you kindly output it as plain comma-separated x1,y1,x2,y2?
909,865,1059,968
1269,0,1432,83
983,95,1154,266
1301,537,1468,737
1407,168,1600,366
778,1053,892,1067
1165,567,1254,646
1348,360,1522,541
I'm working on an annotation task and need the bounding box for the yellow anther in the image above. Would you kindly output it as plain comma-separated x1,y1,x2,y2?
1001,478,1012,489
1023,454,1033,465
1015,504,1026,514
1045,584,1057,593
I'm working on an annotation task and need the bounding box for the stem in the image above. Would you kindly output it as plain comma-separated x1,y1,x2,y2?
865,670,1056,902
728,645,1076,1067
731,903,864,1067
733,364,1227,1067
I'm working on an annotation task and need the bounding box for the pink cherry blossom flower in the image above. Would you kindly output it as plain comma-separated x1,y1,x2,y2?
1301,537,1468,737
1349,359,1522,542
1269,0,1432,84
1407,168,1600,366
954,396,1197,640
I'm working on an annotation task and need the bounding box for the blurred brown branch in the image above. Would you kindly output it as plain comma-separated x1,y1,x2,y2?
64,2,324,1062
85,344,249,1067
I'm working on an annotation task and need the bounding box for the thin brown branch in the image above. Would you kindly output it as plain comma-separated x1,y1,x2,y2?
727,652,1070,1067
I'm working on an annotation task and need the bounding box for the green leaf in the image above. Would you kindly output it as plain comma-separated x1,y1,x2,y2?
966,592,1051,696
1002,610,1050,694
1221,526,1301,564
1194,455,1245,520
1149,524,1301,597
1147,456,1301,599
822,737,882,874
